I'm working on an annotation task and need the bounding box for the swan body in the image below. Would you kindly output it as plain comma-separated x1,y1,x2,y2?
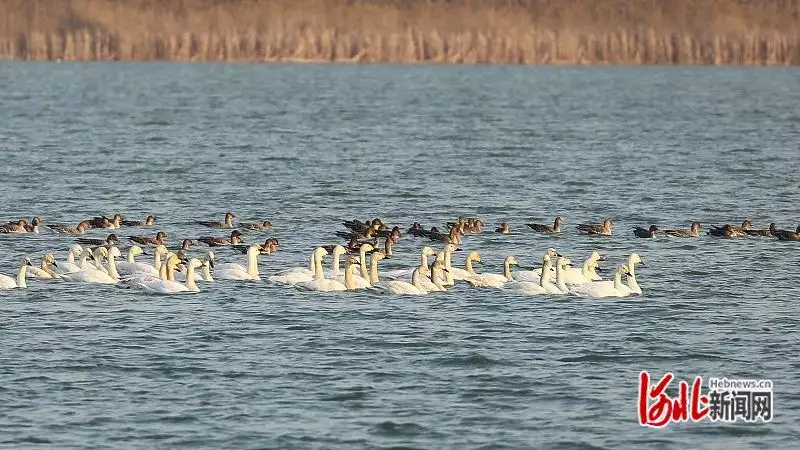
116,245,161,278
55,245,84,275
371,267,427,295
570,265,631,298
465,255,518,288
0,259,32,289
383,246,434,280
139,256,202,293
296,248,347,292
512,248,562,283
216,244,261,281
61,247,121,284
26,254,60,279
268,249,317,285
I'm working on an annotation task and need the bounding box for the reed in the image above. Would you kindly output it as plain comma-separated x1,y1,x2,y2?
1,0,799,64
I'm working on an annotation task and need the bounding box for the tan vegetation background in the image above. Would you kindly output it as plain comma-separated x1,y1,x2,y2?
1,0,799,64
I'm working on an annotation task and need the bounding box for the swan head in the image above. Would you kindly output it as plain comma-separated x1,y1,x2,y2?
371,251,386,263
108,247,122,259
314,247,329,259
130,245,145,257
44,253,57,266
247,244,260,257
505,255,519,266
545,248,561,258
618,264,631,275
166,254,182,269
188,258,203,271
69,244,84,255
629,253,644,266
421,246,435,257
556,256,570,268
332,245,347,257
444,243,457,254
467,251,482,263
146,215,157,225
359,243,374,255
22,258,32,267
95,247,109,258
588,251,602,262
155,245,169,256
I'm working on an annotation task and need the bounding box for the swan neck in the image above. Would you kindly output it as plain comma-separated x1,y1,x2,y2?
465,258,475,275
67,253,76,264
167,263,176,282
159,261,168,280
385,239,393,256
556,264,566,291
203,263,212,281
503,261,512,281
154,252,162,270
248,251,259,277
107,255,119,279
614,272,623,290
344,264,354,290
127,251,135,263
332,253,341,275
370,257,379,284
359,253,368,280
17,264,27,288
186,266,198,291
313,255,324,280
539,262,552,287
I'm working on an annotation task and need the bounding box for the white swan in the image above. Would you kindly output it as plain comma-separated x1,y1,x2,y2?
174,251,214,282
216,244,261,281
296,248,347,292
465,256,518,288
503,254,552,295
139,256,202,294
513,248,561,283
60,247,121,284
415,251,447,292
540,256,571,294
324,245,348,279
439,244,456,287
55,245,84,275
623,253,644,295
383,246,435,280
267,247,320,285
116,245,161,278
448,250,481,280
0,259,32,289
570,265,631,298
344,244,374,289
370,266,427,295
26,254,60,279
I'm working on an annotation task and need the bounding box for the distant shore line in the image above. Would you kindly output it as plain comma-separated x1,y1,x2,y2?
3,0,800,65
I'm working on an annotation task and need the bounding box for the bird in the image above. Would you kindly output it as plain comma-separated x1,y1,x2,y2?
745,223,777,237
47,220,90,235
0,219,30,233
577,218,613,236
233,238,279,255
707,224,744,238
196,212,236,229
121,215,156,227
526,216,564,233
495,223,511,234
774,225,800,241
129,231,167,246
197,230,244,246
663,222,702,237
76,233,120,247
239,220,273,231
88,214,123,229
633,225,659,238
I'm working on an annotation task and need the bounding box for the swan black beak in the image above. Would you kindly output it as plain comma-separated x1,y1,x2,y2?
595,266,605,273
209,260,215,269
52,261,58,268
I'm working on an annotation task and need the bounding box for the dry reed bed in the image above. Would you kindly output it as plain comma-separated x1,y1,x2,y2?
1,0,799,64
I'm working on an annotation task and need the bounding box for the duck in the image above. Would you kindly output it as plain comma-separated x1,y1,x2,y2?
577,218,613,236
295,248,348,292
196,212,236,229
745,223,778,237
633,225,659,238
0,219,29,233
730,220,753,233
465,255,519,288
707,224,745,238
47,220,90,235
526,216,564,233
121,215,157,227
424,226,462,244
23,217,42,233
407,222,427,237
240,220,273,231
25,254,60,279
495,222,511,234
197,230,244,247
129,231,167,246
77,233,120,247
570,265,631,298
0,259,32,289
234,238,279,255
663,222,702,237
343,218,384,236
88,214,124,229
215,244,261,281
138,256,202,293
774,225,800,241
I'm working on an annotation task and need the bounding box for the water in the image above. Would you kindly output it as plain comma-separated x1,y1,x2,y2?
0,63,799,449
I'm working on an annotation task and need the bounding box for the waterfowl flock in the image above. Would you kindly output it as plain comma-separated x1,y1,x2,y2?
0,212,797,296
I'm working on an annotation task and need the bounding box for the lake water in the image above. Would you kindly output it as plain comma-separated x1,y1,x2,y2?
0,63,798,449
